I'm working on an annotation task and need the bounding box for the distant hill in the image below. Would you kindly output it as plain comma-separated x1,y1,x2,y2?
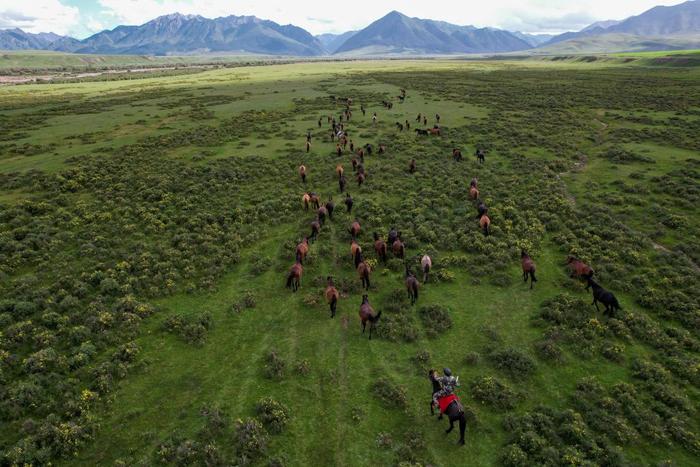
52,13,325,56
316,31,357,54
334,11,531,55
512,32,554,48
545,0,700,48
0,29,68,50
536,33,700,54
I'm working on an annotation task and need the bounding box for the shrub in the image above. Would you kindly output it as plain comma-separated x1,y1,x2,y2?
255,398,290,434
263,350,286,381
470,376,518,410
535,339,564,362
418,305,452,338
465,351,480,365
233,418,268,465
372,379,408,409
488,348,536,380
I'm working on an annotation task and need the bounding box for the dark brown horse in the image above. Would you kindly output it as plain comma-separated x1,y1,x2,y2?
469,186,479,200
392,234,405,259
428,127,441,136
521,251,537,289
567,256,594,279
286,258,303,292
310,218,321,242
405,266,419,305
325,197,335,220
586,277,621,317
359,294,381,339
357,172,365,187
299,164,307,184
379,144,386,154
357,257,371,290
317,205,328,225
429,370,466,445
339,174,347,193
373,232,387,262
351,240,362,267
453,148,463,162
325,276,340,318
295,237,309,264
349,220,361,239
409,159,416,173
309,193,320,210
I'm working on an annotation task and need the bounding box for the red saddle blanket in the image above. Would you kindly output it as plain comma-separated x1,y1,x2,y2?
438,394,459,413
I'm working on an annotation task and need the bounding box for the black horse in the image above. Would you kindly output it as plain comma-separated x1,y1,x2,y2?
475,201,488,220
586,277,622,317
475,148,485,164
429,370,466,445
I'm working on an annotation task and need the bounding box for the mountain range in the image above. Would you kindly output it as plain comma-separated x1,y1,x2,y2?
1,1,699,56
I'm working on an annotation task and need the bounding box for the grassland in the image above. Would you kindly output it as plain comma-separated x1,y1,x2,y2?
0,59,698,466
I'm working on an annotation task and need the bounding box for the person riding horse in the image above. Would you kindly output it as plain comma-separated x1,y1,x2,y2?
432,367,459,409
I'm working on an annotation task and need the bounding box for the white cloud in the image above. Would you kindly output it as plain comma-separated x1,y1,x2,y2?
0,0,79,35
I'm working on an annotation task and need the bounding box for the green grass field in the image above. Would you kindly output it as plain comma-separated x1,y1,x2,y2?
0,59,698,466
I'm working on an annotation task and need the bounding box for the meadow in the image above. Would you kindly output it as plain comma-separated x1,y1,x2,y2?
0,58,698,466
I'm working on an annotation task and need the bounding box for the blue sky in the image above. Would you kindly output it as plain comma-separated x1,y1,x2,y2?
0,0,691,38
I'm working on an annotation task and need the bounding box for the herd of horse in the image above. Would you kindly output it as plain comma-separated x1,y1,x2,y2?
282,90,623,445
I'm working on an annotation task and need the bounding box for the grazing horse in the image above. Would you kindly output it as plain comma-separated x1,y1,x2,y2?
299,164,307,184
453,148,463,162
317,205,328,225
325,197,335,220
475,201,488,220
415,128,429,136
345,193,353,213
359,295,381,339
336,164,344,179
349,220,361,239
429,371,466,445
310,218,321,242
302,192,311,211
409,159,417,173
421,254,432,283
521,251,537,289
469,186,479,200
286,258,303,292
310,193,320,210
295,237,309,264
357,172,365,187
325,276,340,318
392,235,405,259
566,256,594,279
374,232,387,263
405,267,419,305
475,148,485,164
357,259,371,291
479,214,490,236
428,128,441,136
339,174,347,193
351,240,363,266
586,277,621,317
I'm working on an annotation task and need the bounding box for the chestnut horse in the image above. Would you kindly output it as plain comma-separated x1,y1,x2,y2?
428,127,441,136
302,192,311,211
567,256,594,279
421,254,432,283
336,164,344,179
299,164,307,184
286,257,303,292
470,177,478,189
310,218,321,242
349,220,361,239
409,159,416,173
309,193,320,210
453,148,463,162
392,234,405,259
295,237,309,264
357,253,371,290
479,215,490,236
359,294,381,339
374,232,387,263
357,172,365,187
405,266,419,305
318,205,328,225
351,240,362,267
469,186,479,200
325,276,340,318
521,251,537,289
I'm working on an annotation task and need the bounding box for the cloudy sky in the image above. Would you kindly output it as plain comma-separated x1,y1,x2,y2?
0,0,691,38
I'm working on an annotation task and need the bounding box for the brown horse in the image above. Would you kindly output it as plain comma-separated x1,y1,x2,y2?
349,220,361,239
357,172,365,187
351,240,362,266
567,256,594,279
409,159,416,173
379,144,386,154
359,294,381,339
351,157,358,172
318,205,328,225
310,218,321,242
309,193,320,210
286,258,303,292
325,197,335,220
469,186,479,200
325,276,340,318
479,214,490,236
392,235,405,259
428,128,441,136
521,251,537,289
336,164,344,179
339,174,347,193
373,232,387,262
295,237,309,264
470,177,478,189
357,257,371,290
302,192,311,211
405,266,419,305
452,148,463,161
421,254,432,283
299,164,307,184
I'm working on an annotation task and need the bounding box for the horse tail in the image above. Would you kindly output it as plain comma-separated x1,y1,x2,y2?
371,310,382,323
414,284,419,300
484,224,489,236
530,269,537,282
286,271,294,288
330,294,337,311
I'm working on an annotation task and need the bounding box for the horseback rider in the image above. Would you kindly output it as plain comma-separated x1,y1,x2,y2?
432,367,459,410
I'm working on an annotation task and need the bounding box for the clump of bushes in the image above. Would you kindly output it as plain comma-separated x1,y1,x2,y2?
231,291,256,313
162,311,213,345
263,350,286,381
487,348,536,380
470,376,518,410
372,378,408,409
418,305,452,338
233,418,269,465
255,398,290,434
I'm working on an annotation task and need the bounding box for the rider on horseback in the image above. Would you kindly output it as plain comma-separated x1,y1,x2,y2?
432,367,459,409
